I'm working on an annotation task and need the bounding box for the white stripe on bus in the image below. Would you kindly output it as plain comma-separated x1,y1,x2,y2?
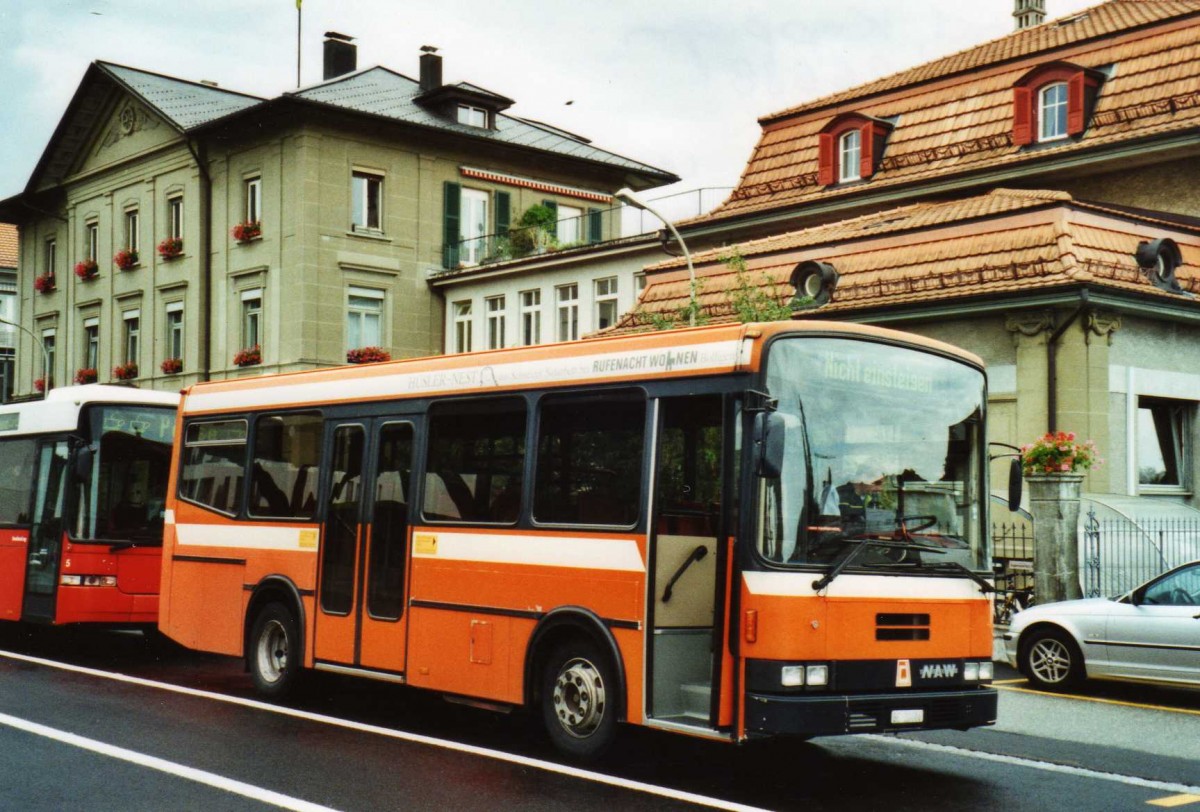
414,532,645,572
183,340,745,413
742,571,988,599
175,523,314,552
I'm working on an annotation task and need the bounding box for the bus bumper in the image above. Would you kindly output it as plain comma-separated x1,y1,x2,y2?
745,687,997,737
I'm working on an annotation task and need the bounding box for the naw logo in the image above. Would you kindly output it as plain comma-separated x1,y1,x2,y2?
919,663,959,680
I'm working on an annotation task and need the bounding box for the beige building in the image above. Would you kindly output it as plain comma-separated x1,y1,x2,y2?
0,37,675,395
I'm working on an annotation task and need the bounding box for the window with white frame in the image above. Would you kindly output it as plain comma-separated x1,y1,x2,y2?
166,303,184,364
83,318,99,370
242,289,262,351
86,221,98,260
1137,397,1190,490
486,295,506,350
453,301,473,354
557,204,583,246
839,129,861,182
461,188,489,265
123,310,140,366
124,209,139,253
1039,82,1069,142
245,177,262,224
346,286,383,350
41,328,55,386
351,171,383,232
556,284,578,342
594,277,618,331
520,289,541,346
457,105,488,128
44,239,56,276
168,196,184,241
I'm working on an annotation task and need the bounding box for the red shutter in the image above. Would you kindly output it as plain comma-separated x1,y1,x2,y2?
859,122,875,179
818,132,835,185
1067,72,1086,135
1013,87,1033,146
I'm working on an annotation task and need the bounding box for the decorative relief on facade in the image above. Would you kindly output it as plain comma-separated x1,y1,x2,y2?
1086,310,1121,345
1005,311,1055,345
99,103,159,152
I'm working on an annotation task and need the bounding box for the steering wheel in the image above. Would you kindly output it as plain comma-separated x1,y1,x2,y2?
1169,588,1196,605
900,515,938,532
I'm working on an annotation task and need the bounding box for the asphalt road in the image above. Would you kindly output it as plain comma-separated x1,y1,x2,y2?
1,624,1198,811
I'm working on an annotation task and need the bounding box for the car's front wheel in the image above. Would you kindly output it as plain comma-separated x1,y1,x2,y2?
1021,627,1084,690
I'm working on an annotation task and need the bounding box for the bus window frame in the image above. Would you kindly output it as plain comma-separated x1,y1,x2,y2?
0,436,44,529
176,416,251,520
246,410,325,523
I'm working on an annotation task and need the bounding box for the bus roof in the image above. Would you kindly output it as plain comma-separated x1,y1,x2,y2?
0,384,180,437
181,321,983,416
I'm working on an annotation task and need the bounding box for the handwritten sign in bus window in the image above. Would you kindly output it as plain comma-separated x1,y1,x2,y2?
97,406,176,444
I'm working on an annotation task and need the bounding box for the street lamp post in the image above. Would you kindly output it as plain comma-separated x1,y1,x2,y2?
614,187,698,327
0,315,51,395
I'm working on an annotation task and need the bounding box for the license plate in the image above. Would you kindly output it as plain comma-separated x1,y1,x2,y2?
891,709,924,725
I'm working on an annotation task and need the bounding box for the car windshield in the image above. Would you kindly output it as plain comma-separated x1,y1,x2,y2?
757,337,988,572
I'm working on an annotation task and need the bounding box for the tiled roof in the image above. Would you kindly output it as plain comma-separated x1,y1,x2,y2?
700,0,1200,224
99,62,264,130
0,223,16,268
610,189,1200,333
292,68,675,180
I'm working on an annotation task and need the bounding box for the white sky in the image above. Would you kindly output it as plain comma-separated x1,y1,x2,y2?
0,0,1098,218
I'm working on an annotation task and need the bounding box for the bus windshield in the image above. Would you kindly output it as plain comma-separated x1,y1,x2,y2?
758,337,987,572
74,404,176,544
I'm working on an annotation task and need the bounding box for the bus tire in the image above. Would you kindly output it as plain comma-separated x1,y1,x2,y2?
540,639,617,760
249,603,301,699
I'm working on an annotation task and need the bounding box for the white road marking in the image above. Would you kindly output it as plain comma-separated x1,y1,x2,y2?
0,710,339,812
865,735,1200,796
0,649,769,812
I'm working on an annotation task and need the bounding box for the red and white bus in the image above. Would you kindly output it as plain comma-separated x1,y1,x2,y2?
0,385,178,627
159,321,1000,756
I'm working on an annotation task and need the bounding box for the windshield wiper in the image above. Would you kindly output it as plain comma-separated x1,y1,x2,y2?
919,561,995,595
811,537,945,592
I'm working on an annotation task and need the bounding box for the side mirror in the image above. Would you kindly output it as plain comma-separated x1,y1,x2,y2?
1007,458,1023,512
753,412,785,479
72,445,94,481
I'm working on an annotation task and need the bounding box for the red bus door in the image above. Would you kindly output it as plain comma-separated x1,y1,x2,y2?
314,420,415,676
22,441,70,623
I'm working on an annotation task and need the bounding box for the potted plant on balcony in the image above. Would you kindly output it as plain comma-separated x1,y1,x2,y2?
1020,432,1100,476
161,357,183,375
232,221,261,242
233,344,261,367
346,346,391,364
158,237,183,259
114,248,139,270
33,273,56,294
112,361,138,381
33,377,46,393
74,368,98,385
74,258,99,280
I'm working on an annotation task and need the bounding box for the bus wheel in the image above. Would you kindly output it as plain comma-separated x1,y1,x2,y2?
249,603,300,699
540,640,616,760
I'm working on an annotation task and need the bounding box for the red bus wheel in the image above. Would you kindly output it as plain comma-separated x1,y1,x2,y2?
540,639,617,760
249,603,301,698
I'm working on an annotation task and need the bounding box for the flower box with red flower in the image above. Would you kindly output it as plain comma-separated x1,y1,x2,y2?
161,357,183,375
346,346,391,364
74,368,98,385
1020,431,1102,476
233,345,262,367
33,273,56,294
158,237,183,259
232,221,262,243
113,361,138,381
74,258,98,280
34,377,46,393
114,249,139,270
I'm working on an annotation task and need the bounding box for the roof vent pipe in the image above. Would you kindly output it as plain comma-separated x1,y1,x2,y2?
323,32,357,80
420,45,442,92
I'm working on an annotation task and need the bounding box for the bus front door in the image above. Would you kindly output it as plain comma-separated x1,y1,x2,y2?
23,441,70,622
315,420,415,677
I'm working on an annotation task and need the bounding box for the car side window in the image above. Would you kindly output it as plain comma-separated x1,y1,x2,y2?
1142,564,1200,606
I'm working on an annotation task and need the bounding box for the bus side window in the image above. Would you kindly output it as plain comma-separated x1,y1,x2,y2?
423,398,526,525
180,420,248,516
249,413,323,520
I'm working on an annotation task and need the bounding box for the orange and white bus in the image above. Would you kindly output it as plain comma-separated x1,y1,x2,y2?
0,385,178,627
159,321,1000,757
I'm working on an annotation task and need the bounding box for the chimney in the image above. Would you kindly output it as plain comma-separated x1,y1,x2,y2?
1013,0,1046,30
419,45,442,92
323,32,357,80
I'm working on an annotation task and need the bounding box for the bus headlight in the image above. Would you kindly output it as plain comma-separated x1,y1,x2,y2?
979,661,994,681
781,665,805,687
964,662,980,681
805,664,829,687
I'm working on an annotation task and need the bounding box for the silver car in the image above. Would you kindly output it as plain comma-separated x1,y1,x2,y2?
1004,560,1200,690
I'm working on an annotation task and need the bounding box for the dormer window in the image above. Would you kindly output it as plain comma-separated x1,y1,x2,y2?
1039,82,1069,142
1012,62,1105,147
817,114,893,186
457,105,488,128
838,130,862,182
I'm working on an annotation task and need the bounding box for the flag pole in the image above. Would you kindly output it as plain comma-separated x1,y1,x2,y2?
296,0,302,87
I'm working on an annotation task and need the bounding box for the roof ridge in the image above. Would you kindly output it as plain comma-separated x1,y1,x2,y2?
990,188,1074,201
289,65,417,96
96,60,266,102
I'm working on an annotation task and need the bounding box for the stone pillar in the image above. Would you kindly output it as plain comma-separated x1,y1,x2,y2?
1026,474,1084,603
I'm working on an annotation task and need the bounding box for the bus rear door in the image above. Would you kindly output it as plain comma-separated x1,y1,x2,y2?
23,441,70,622
314,418,416,677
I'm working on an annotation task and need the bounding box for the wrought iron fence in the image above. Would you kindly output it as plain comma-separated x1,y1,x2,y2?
1080,508,1200,598
992,521,1034,624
